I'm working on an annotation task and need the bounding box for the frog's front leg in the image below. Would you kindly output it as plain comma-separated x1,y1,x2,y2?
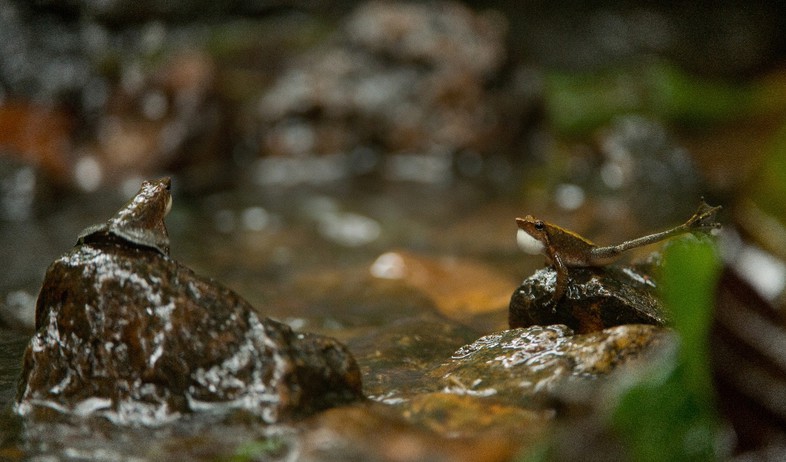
547,249,570,312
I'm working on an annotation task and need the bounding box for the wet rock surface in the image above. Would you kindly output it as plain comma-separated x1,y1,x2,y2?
432,324,673,407
509,265,670,334
15,179,362,425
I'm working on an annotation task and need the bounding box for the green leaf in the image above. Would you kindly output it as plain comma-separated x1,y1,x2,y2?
612,235,722,462
544,60,768,136
220,436,288,462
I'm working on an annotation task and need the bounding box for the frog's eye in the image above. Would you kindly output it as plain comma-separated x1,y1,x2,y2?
534,221,544,231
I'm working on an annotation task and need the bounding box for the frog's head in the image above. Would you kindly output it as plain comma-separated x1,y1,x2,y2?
515,215,547,255
87,177,173,255
113,177,173,227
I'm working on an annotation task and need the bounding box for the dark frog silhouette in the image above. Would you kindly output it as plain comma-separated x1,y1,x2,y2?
76,177,173,255
16,178,363,425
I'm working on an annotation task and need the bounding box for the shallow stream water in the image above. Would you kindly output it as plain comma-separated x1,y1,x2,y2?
0,172,545,460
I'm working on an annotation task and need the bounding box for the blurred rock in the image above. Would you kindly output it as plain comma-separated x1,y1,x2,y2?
16,178,362,425
597,115,703,229
78,50,228,193
0,0,231,192
509,265,669,334
0,0,96,110
255,0,518,183
433,324,672,407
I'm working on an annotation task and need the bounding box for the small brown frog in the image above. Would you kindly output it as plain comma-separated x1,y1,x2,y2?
77,177,172,255
516,200,721,307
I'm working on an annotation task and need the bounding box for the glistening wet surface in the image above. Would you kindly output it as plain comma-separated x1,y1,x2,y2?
0,176,541,461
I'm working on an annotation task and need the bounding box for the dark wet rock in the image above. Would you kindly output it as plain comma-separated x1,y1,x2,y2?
509,265,669,334
254,1,519,183
432,324,672,407
15,178,362,425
